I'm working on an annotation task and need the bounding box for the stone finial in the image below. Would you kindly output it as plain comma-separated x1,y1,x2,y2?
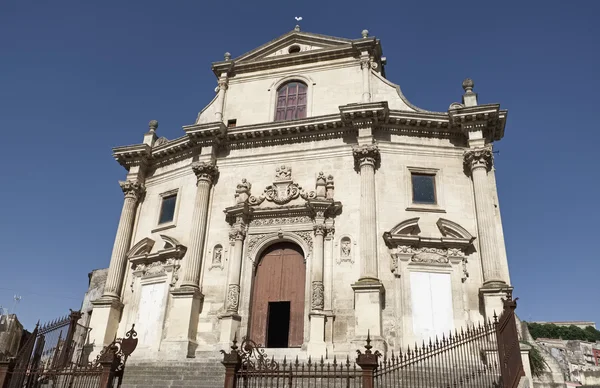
315,172,327,199
462,78,474,93
294,25,301,32
224,52,231,61
361,29,369,38
461,78,478,107
148,120,158,133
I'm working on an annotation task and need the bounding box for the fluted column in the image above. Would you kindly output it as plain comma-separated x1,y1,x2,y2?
311,224,326,310
215,73,229,122
353,144,380,281
225,226,245,313
464,147,505,287
180,161,219,289
103,181,145,299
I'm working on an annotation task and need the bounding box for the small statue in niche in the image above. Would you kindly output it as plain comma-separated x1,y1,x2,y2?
213,245,223,264
341,237,351,257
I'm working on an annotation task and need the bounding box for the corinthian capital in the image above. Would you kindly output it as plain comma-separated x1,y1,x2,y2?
464,147,493,172
353,144,380,169
313,223,327,236
192,161,219,184
119,180,145,200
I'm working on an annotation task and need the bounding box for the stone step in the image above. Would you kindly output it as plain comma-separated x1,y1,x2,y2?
121,360,500,388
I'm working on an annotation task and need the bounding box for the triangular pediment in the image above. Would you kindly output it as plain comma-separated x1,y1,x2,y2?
233,30,353,63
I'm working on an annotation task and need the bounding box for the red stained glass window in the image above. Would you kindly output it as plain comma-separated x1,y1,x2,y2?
275,82,307,121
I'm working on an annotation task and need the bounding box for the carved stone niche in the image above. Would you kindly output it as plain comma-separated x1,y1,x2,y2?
335,235,355,264
383,218,474,282
128,235,187,290
208,243,225,270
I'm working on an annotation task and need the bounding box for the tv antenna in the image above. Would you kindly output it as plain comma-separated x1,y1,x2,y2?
12,295,22,315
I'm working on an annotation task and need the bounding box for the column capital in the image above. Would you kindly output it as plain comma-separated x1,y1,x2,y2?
360,55,372,70
192,161,219,184
229,226,246,242
464,147,493,172
352,144,380,169
119,180,145,200
313,223,327,236
218,77,229,91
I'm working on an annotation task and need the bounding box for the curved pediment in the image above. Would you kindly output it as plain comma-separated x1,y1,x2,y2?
436,218,474,240
126,238,155,257
388,217,420,235
383,217,475,249
160,234,182,249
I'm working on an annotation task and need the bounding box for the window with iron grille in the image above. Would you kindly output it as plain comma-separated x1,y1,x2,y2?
275,81,307,121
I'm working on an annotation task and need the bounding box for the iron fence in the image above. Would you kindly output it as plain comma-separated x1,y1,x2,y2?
228,338,361,388
0,310,138,388
222,293,526,388
374,322,500,388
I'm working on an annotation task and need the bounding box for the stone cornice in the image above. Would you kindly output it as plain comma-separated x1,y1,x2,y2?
112,105,505,170
448,103,507,142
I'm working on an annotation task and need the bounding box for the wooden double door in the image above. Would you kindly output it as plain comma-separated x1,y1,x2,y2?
249,242,306,347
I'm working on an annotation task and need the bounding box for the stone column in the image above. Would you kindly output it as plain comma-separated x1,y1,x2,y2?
103,181,145,298
180,161,219,288
88,180,144,356
162,160,218,358
464,148,505,287
464,147,508,320
308,223,327,357
353,144,380,281
215,73,229,122
219,225,245,346
351,144,385,351
360,52,372,103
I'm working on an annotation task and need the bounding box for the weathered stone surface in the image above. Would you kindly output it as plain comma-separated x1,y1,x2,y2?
89,26,512,362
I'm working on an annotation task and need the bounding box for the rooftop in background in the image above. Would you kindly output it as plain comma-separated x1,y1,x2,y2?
531,321,596,329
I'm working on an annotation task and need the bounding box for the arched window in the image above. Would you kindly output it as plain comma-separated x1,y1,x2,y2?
275,81,307,121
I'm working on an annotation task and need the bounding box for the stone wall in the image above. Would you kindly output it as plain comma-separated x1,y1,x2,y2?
79,268,108,327
0,314,23,359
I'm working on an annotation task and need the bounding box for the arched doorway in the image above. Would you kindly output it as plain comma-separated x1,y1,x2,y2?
249,242,306,347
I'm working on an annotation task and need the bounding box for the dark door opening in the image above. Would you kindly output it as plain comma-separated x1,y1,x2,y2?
266,301,290,348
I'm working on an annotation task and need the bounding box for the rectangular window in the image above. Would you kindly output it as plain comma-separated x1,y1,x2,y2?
158,194,177,224
411,173,436,205
227,119,237,128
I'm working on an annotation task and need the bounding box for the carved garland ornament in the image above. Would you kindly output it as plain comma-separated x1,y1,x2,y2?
226,284,240,312
311,281,324,310
250,216,312,227
245,231,313,263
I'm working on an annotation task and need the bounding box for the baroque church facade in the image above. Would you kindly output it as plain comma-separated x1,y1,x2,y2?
88,26,512,360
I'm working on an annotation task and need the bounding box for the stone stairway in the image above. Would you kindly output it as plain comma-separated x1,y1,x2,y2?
120,359,501,388
120,358,226,388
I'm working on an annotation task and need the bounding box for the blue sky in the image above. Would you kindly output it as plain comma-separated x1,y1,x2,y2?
1,0,598,329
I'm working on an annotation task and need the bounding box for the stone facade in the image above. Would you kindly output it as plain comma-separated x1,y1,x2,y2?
87,27,512,361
